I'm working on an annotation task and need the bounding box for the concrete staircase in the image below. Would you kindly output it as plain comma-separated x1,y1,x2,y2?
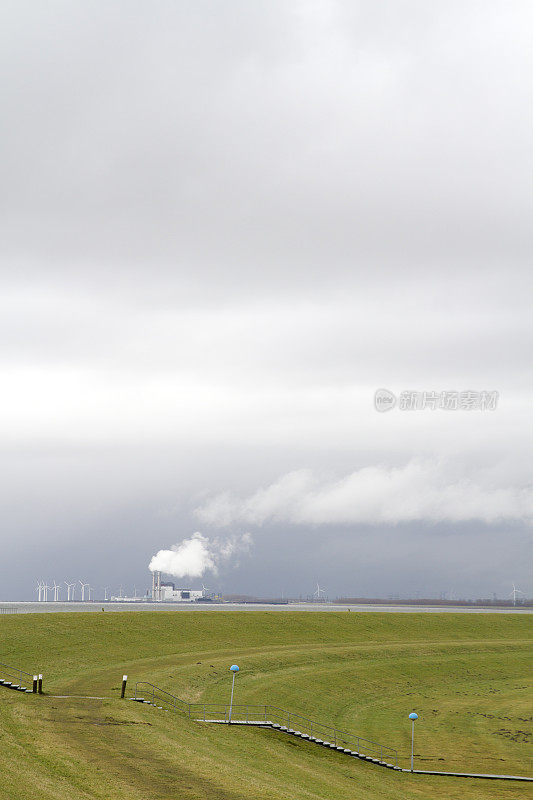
130,697,400,771
0,678,32,693
209,719,400,770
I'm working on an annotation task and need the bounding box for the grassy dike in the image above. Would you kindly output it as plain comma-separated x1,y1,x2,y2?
0,608,531,799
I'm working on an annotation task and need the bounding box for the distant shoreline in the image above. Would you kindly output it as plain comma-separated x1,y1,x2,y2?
0,601,531,614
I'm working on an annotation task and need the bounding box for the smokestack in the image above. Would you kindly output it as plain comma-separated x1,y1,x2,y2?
151,570,162,601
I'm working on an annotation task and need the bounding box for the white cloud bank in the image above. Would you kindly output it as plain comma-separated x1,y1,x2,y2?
194,462,533,527
149,531,252,579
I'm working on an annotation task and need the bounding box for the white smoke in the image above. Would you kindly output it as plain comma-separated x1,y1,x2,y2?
194,461,533,526
149,531,252,579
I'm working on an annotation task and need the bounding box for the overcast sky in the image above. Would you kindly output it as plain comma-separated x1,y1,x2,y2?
1,1,532,601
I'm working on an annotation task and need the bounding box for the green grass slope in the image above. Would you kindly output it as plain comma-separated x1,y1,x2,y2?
0,608,531,800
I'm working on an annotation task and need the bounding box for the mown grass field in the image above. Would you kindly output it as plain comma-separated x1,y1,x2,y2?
0,607,531,800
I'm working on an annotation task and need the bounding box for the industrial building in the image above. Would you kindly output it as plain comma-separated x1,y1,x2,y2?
151,571,204,602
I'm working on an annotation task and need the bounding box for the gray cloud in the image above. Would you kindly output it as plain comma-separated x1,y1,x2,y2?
195,461,533,526
0,1,532,599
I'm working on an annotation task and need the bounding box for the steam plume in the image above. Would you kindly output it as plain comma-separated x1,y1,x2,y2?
149,531,252,579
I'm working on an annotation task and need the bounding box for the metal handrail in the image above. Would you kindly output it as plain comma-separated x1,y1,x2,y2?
132,682,398,766
0,660,34,685
134,681,189,712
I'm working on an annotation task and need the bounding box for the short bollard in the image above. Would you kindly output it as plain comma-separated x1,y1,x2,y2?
32,675,38,693
121,675,128,699
38,674,43,694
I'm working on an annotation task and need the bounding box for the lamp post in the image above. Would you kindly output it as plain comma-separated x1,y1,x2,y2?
409,712,418,772
228,664,239,723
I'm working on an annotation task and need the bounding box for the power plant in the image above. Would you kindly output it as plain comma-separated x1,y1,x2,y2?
151,570,205,602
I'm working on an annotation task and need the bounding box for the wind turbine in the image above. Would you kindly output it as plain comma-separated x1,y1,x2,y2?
79,580,89,602
314,583,326,602
202,583,209,597
42,583,50,602
36,581,44,602
104,587,109,601
65,582,75,601
87,585,93,601
52,581,60,602
509,583,524,606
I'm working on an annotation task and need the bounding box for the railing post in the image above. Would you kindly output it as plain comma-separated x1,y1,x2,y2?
188,703,191,718
264,705,267,722
381,744,383,762
334,729,337,746
152,686,155,704
33,675,38,694
203,704,206,722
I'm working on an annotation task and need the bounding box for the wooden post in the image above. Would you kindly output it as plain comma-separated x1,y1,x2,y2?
38,674,43,694
121,675,127,699
32,675,38,693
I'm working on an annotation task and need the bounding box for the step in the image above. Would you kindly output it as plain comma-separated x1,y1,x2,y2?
10,685,20,690
17,687,27,692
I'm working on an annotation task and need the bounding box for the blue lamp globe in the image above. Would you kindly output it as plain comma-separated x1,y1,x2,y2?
230,664,239,672
409,712,418,720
